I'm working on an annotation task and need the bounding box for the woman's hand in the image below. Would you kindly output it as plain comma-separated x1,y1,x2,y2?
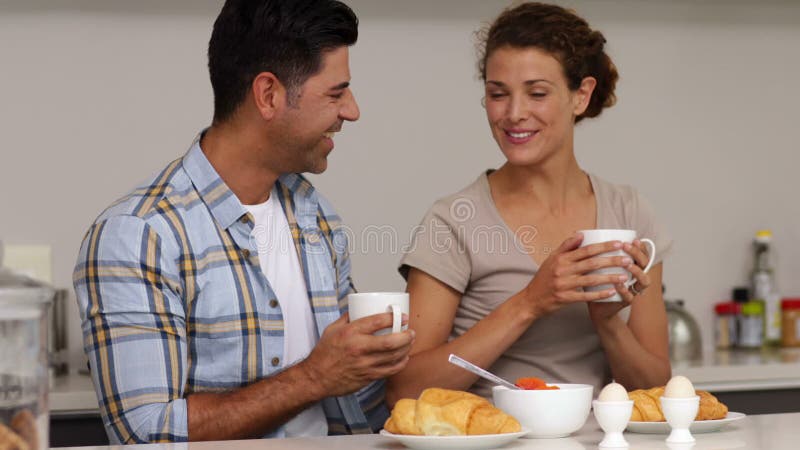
588,239,654,324
520,233,635,319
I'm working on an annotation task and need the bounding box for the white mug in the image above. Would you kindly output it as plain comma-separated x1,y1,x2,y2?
347,292,409,335
578,229,656,302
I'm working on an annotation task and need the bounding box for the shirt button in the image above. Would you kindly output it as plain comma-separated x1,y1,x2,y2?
271,357,280,367
241,249,251,258
240,215,250,224
269,299,278,308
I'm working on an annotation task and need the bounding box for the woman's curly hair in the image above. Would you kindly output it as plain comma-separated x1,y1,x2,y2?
477,2,619,122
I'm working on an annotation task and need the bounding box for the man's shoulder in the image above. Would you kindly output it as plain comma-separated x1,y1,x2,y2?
93,157,194,227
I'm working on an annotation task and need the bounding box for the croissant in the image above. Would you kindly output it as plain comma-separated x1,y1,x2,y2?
0,422,29,450
384,387,521,436
629,386,665,422
384,399,422,435
696,390,729,420
10,410,38,450
629,387,728,422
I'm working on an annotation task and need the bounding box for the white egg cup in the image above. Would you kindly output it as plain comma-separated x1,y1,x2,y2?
592,399,633,448
659,396,700,444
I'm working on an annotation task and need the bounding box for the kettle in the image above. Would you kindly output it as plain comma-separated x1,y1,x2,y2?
665,299,703,362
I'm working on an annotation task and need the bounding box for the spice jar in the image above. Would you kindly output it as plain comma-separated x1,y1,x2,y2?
738,300,765,348
714,302,740,348
781,299,800,347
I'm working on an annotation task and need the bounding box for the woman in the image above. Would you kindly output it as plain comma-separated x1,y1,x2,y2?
387,2,672,404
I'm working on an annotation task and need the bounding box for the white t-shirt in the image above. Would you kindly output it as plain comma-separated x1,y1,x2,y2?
245,187,328,437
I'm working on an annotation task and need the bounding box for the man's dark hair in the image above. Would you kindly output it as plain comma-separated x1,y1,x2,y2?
208,0,358,123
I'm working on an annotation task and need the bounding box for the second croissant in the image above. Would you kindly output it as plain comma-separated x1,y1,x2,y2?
629,387,728,422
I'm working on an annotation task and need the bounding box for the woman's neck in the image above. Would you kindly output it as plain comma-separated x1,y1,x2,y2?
489,155,591,214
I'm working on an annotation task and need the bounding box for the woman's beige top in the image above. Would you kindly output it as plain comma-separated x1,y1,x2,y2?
399,171,673,398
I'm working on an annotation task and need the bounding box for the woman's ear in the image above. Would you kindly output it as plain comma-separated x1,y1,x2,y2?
573,76,597,116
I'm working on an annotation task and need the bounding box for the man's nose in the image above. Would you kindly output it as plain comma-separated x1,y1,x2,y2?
340,90,360,122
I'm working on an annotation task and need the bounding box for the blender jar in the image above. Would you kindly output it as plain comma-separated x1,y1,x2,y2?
0,284,53,450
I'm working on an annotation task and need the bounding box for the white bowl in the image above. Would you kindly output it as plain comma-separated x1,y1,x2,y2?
492,384,593,438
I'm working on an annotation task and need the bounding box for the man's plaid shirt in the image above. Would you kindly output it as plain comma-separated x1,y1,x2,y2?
73,136,388,444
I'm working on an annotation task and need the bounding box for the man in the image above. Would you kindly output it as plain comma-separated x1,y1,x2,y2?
73,0,414,443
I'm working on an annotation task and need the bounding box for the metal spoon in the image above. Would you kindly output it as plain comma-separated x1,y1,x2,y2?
448,354,521,390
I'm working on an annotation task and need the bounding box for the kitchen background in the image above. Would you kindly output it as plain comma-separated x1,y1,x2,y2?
1,0,799,375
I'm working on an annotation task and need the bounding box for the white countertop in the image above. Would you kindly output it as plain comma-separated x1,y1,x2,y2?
50,348,800,414
51,372,98,416
54,412,800,450
673,347,800,392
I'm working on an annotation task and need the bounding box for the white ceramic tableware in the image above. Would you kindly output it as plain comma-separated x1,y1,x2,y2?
592,399,633,448
379,429,528,450
492,384,593,438
660,396,700,444
578,229,656,302
626,411,746,434
347,292,409,335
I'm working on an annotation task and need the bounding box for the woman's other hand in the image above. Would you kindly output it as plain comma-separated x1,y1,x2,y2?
520,233,633,319
588,239,654,323
623,240,653,296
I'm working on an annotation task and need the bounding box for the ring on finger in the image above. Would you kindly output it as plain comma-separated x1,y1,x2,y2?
629,283,644,296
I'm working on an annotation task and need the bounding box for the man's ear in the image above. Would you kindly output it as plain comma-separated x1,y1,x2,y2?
252,72,285,120
573,76,597,116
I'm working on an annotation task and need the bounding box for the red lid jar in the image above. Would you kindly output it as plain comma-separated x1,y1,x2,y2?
781,298,800,347
714,301,740,348
715,302,740,315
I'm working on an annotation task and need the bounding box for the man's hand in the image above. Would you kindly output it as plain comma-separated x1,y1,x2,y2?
187,313,413,440
301,312,415,397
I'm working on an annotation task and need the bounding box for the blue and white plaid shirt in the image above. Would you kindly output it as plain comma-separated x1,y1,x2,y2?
73,135,388,444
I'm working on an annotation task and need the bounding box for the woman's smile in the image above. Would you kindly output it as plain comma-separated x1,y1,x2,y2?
503,128,540,145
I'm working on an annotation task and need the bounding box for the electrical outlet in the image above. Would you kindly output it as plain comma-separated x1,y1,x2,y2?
3,244,53,284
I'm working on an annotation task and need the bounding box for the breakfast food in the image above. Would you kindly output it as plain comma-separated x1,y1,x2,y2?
385,399,421,435
629,386,728,421
384,387,521,436
10,410,37,450
0,422,29,450
664,375,695,398
597,382,629,402
515,377,560,390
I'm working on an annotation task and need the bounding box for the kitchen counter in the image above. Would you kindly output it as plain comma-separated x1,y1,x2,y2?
51,347,800,414
674,347,800,392
54,412,800,450
48,351,800,446
51,373,98,417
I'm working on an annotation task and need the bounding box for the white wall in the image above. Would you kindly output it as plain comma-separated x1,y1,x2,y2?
1,0,798,371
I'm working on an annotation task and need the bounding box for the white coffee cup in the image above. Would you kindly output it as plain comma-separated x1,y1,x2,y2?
347,292,409,335
578,229,656,302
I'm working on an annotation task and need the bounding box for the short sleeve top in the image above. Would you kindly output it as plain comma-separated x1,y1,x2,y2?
399,171,672,398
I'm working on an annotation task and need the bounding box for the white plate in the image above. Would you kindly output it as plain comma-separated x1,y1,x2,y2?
379,429,529,450
626,412,746,434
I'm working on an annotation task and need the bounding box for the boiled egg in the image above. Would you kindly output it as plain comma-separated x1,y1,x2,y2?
598,382,629,401
664,375,696,398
